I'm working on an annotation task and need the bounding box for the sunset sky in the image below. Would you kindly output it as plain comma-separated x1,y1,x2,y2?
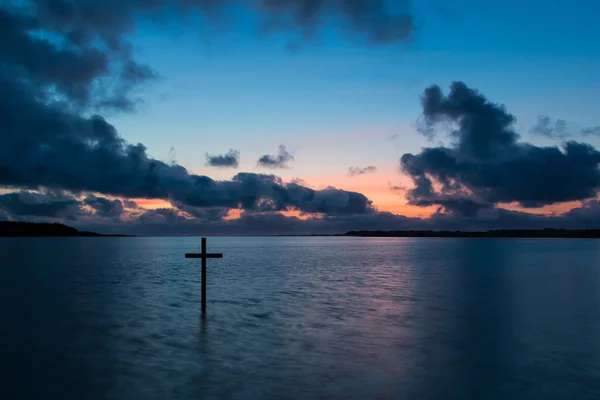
1,0,600,234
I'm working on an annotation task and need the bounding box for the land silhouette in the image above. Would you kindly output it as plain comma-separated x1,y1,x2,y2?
2,221,599,238
0,221,133,237
343,229,600,239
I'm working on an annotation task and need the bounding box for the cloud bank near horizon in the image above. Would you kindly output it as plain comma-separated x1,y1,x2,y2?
5,189,600,236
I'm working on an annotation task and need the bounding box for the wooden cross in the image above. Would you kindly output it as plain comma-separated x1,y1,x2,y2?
185,237,223,315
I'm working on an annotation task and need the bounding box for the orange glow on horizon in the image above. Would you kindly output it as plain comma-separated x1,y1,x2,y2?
280,209,313,220
130,198,173,209
224,209,242,220
498,201,582,215
123,178,587,221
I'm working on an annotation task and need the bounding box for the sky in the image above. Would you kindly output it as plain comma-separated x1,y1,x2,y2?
1,0,600,235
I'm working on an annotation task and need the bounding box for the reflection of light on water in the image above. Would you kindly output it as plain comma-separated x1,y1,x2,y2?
273,238,419,387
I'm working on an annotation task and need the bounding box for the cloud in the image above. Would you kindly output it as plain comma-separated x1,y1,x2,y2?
410,196,492,218
401,82,600,215
123,200,141,209
0,170,375,219
205,150,240,168
257,0,414,45
388,181,407,193
348,166,377,177
0,2,157,112
0,191,84,220
257,145,295,169
81,209,417,236
23,1,415,52
0,190,136,222
581,127,600,137
529,116,570,139
171,201,229,221
138,208,187,225
530,115,600,139
289,177,311,187
84,194,124,218
72,199,600,236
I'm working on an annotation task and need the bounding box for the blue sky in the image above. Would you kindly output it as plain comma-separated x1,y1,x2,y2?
108,0,600,195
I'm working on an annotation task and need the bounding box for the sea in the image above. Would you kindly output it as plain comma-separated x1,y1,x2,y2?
1,237,600,399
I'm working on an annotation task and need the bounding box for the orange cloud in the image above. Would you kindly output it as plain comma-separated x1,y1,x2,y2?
130,198,173,209
224,209,242,220
499,201,582,215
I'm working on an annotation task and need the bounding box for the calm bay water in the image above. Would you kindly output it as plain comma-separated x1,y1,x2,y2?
1,237,600,399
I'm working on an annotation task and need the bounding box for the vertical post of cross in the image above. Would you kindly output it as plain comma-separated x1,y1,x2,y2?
201,237,207,314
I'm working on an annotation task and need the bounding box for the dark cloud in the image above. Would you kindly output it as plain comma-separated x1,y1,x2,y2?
257,145,295,169
530,115,600,139
213,173,374,215
561,199,600,221
348,166,377,177
205,150,240,168
123,200,141,209
171,201,229,221
138,208,187,225
84,194,124,218
24,0,415,51
401,82,600,216
410,197,492,219
258,0,414,45
0,191,83,219
529,116,570,139
388,181,406,193
0,162,374,218
582,127,600,137
0,2,156,112
0,190,136,222
290,177,310,187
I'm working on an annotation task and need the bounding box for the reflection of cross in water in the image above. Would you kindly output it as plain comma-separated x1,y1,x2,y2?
185,237,223,315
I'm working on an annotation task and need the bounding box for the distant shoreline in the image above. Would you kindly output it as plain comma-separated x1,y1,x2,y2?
341,229,600,239
0,221,134,237
2,221,600,238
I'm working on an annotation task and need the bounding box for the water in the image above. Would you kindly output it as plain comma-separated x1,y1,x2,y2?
1,237,600,399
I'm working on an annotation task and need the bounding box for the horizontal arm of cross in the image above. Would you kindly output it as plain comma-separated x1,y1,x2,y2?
185,253,223,259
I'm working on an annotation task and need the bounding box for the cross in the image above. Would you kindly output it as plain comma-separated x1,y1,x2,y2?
185,237,223,315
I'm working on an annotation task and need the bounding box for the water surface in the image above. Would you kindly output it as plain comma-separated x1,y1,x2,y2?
1,237,600,399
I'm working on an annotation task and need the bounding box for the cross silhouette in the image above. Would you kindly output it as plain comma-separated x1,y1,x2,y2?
185,237,223,315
